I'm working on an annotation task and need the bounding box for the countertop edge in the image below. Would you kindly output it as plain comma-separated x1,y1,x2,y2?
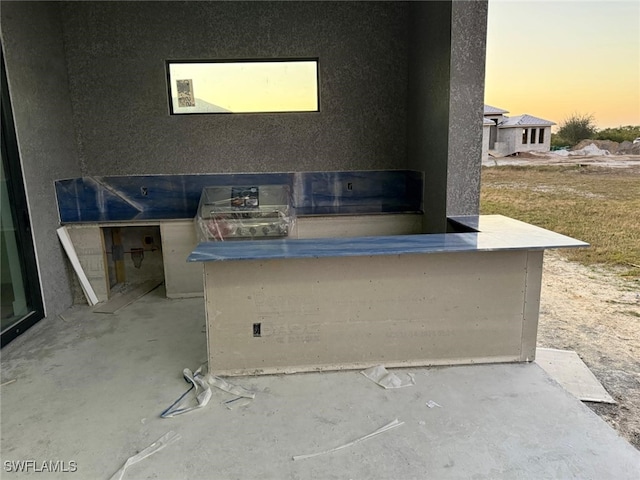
187,215,589,262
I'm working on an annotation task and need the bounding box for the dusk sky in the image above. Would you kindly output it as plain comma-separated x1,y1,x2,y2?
170,61,317,113
485,0,639,130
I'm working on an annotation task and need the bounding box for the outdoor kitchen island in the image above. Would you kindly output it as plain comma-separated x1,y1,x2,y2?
188,215,588,376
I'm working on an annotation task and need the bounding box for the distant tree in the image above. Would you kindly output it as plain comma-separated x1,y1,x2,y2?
550,133,570,149
594,125,640,143
557,113,597,146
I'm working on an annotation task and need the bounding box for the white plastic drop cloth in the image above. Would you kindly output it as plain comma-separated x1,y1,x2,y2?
361,365,415,389
161,364,255,418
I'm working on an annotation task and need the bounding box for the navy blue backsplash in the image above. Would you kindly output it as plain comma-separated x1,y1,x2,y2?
292,171,422,215
55,171,423,223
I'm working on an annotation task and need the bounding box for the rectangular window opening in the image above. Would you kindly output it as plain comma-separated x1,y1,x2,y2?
530,128,536,144
539,128,545,144
522,128,528,144
167,59,319,114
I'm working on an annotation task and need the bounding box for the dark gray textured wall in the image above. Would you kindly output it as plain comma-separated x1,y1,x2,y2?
60,1,409,175
407,1,452,233
0,0,487,320
407,0,487,231
446,0,487,216
1,2,82,317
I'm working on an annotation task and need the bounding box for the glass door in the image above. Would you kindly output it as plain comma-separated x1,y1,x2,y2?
1,47,44,346
1,159,29,329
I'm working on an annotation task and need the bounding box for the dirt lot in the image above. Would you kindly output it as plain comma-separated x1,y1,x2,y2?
483,152,640,450
539,251,640,449
484,151,640,170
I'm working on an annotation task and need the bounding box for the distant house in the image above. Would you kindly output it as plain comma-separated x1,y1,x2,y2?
483,105,509,155
482,105,555,159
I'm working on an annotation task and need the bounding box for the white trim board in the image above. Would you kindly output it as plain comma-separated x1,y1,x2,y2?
93,279,162,314
56,226,99,306
536,347,615,404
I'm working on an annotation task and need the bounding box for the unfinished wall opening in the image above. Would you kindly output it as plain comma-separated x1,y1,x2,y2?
102,226,164,294
167,59,319,114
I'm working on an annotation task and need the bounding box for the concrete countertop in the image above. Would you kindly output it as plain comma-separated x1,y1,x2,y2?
187,215,588,262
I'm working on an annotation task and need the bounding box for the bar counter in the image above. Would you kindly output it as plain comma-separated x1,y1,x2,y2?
188,215,587,376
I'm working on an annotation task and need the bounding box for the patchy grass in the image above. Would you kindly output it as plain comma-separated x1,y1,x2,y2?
481,165,640,277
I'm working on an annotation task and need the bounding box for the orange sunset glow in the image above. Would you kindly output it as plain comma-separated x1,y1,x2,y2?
485,0,640,130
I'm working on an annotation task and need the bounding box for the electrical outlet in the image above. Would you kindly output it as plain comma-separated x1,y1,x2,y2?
253,323,261,337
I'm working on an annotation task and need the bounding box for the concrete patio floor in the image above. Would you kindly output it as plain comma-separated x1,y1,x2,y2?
1,286,639,479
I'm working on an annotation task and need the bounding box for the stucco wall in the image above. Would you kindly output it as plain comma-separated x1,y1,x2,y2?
482,124,491,162
496,129,518,156
407,1,453,233
514,127,552,153
407,0,487,231
0,0,489,321
60,1,409,175
1,1,82,317
446,0,487,217
498,126,552,155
